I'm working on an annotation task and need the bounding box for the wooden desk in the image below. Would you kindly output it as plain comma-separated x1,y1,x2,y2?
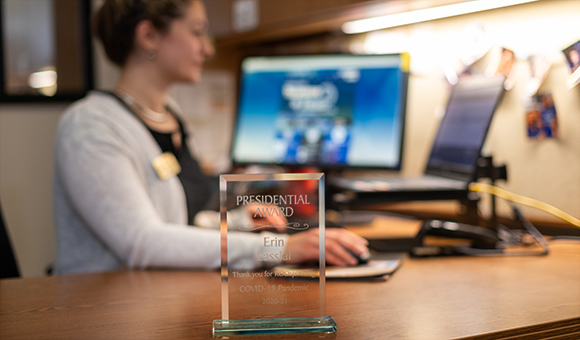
1,243,579,339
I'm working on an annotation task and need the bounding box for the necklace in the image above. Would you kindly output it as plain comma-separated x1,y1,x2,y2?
117,91,169,123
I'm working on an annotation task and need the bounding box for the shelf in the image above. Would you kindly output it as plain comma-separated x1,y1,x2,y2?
214,0,462,48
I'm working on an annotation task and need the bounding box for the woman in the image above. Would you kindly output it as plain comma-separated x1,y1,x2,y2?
53,0,368,275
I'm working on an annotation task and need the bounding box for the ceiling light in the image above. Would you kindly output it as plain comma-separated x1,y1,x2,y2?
342,0,539,34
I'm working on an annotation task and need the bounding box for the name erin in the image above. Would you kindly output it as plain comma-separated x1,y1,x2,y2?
264,236,284,247
258,237,290,260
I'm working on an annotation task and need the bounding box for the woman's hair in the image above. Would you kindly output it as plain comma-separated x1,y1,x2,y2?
93,0,193,66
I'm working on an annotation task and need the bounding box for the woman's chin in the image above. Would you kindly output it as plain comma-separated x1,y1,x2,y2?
172,69,202,84
176,75,201,85
188,73,202,84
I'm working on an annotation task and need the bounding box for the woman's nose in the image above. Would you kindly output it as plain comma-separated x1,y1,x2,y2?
203,36,215,58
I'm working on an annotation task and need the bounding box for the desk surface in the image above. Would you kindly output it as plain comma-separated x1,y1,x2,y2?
1,242,579,339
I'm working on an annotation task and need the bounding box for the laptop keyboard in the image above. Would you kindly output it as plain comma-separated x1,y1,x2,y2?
330,174,467,192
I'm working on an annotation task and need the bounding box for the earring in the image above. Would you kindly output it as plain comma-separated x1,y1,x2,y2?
146,50,157,60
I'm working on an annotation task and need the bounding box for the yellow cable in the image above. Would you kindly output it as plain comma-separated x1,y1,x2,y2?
468,182,580,228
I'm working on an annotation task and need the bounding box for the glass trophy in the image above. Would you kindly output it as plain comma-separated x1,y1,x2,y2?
212,173,336,337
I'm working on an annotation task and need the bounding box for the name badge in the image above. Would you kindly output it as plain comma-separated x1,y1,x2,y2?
152,152,181,180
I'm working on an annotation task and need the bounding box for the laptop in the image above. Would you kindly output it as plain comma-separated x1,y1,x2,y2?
329,75,506,202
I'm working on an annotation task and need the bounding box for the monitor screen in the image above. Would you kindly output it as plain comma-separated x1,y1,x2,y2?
426,76,505,179
231,53,409,169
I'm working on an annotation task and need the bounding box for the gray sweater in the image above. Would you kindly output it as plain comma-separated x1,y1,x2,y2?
53,92,274,274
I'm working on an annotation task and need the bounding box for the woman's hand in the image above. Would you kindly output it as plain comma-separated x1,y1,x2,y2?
284,228,369,266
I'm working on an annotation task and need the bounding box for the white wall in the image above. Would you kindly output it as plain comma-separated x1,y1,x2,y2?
0,104,64,277
364,0,580,223
1,0,578,277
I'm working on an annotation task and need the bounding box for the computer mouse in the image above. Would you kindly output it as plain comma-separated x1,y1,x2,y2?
347,249,370,265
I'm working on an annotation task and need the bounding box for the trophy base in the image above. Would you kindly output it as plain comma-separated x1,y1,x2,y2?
212,316,337,337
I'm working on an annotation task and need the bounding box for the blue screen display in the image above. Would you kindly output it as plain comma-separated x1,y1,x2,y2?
231,54,408,169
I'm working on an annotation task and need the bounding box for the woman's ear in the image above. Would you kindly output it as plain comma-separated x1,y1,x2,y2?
134,20,160,55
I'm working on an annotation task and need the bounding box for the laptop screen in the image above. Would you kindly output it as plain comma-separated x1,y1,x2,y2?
231,53,409,169
426,76,505,180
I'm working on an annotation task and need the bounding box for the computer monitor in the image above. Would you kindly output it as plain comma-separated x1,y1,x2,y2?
231,53,409,170
425,75,506,180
